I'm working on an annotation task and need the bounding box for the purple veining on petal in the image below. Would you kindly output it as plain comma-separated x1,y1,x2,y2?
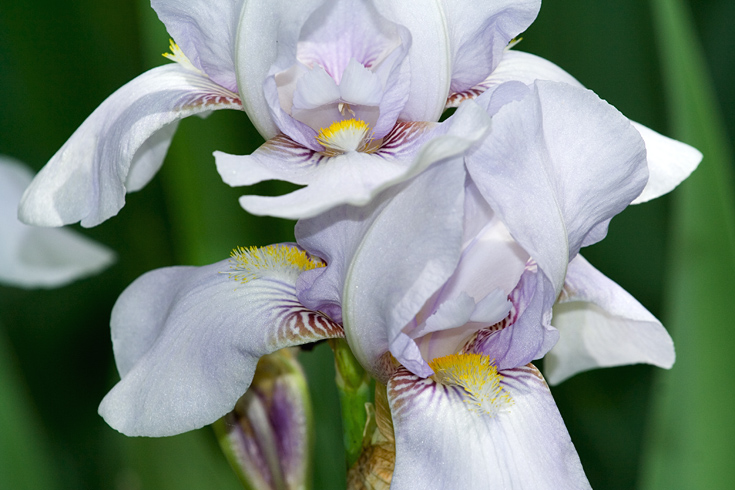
499,363,546,394
295,0,405,83
463,270,527,355
446,78,497,109
258,134,330,168
388,367,451,417
259,279,344,346
175,90,243,112
373,121,437,159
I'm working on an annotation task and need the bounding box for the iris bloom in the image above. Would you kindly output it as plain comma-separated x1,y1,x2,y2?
18,0,698,227
18,0,540,226
99,78,689,487
0,156,113,288
294,80,683,487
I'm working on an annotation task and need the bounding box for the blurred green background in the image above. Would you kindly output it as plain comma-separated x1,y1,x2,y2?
0,0,733,488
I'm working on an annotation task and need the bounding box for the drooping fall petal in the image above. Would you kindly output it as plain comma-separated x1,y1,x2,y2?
388,363,590,489
545,255,674,385
99,245,342,436
19,64,241,228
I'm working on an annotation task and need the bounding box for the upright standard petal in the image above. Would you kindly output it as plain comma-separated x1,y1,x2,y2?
388,363,590,489
544,255,675,385
99,245,343,436
341,158,468,378
19,64,242,228
235,0,324,139
442,0,540,94
470,264,559,371
460,50,701,202
466,80,648,293
0,157,114,288
152,0,244,91
373,0,450,123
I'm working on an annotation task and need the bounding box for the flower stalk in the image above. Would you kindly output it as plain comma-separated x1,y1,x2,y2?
329,338,373,469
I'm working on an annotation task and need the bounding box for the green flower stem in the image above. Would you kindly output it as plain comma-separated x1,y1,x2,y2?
329,339,372,469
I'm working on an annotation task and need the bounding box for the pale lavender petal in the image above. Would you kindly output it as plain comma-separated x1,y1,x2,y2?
219,100,491,220
447,50,581,109
369,27,411,138
236,0,323,139
411,290,511,365
419,293,478,338
124,122,179,193
152,0,243,91
375,0,450,122
216,135,317,188
442,0,540,94
470,289,512,324
342,158,467,377
630,122,702,203
338,58,384,107
99,253,342,436
263,0,411,146
291,65,341,113
236,151,415,219
472,265,559,370
263,77,323,151
295,0,405,83
0,157,114,288
19,64,242,228
467,81,647,294
545,255,675,385
453,51,701,203
428,211,528,312
295,196,390,324
388,364,590,490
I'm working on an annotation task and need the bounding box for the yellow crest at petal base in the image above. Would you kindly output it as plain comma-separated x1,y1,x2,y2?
226,245,324,284
429,353,513,417
317,118,373,156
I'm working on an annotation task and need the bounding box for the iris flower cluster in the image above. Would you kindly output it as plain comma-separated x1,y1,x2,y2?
12,0,701,488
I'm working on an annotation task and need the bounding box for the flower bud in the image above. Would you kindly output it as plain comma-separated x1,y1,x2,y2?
215,349,313,490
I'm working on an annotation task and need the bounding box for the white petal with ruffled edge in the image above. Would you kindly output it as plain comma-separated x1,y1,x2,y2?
468,264,560,370
454,50,701,202
99,250,343,436
291,65,342,113
0,157,114,288
217,100,491,220
235,0,340,139
441,0,540,93
338,58,384,107
18,64,242,228
152,0,244,91
342,158,468,378
467,80,648,294
545,255,674,385
629,121,701,203
388,364,590,489
373,0,450,123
